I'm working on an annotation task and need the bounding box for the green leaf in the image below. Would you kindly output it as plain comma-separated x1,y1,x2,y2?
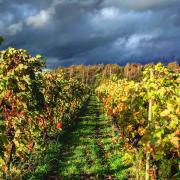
160,109,170,117
166,102,174,112
169,115,179,129
23,75,31,85
155,151,164,160
36,54,42,59
154,128,164,138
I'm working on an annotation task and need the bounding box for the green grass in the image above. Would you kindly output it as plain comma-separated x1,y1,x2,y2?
26,96,130,179
56,96,129,179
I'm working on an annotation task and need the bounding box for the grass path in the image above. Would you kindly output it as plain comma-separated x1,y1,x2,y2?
48,96,129,179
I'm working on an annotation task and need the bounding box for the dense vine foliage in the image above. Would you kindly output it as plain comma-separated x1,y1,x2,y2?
0,48,89,178
96,63,180,179
0,46,179,179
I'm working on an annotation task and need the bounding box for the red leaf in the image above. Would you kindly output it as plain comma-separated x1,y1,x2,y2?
2,164,7,173
57,122,62,129
27,142,34,151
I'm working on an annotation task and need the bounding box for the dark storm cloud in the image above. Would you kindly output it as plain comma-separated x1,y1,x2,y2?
0,0,180,68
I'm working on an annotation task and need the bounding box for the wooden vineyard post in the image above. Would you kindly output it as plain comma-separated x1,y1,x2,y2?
136,150,139,180
145,99,152,180
146,70,153,180
70,67,73,78
86,66,89,85
109,66,111,78
82,69,85,83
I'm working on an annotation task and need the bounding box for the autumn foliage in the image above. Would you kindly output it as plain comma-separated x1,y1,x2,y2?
0,48,89,178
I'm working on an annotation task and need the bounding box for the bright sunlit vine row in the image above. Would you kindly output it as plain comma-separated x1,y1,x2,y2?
96,63,180,179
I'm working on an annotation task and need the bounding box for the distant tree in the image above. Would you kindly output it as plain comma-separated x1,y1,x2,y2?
167,61,180,73
124,63,143,80
0,36,4,45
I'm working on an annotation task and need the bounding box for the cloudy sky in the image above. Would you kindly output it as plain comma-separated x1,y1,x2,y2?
0,0,180,68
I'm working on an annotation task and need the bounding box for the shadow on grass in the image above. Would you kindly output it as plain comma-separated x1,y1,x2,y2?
44,96,128,180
